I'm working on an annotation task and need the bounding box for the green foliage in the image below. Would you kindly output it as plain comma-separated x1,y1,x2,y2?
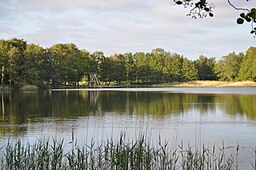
237,8,256,35
130,49,184,84
111,54,127,83
238,47,256,81
23,44,48,86
237,18,244,24
123,53,136,83
195,55,216,80
0,137,245,170
182,58,198,81
0,40,11,85
90,51,104,74
215,52,243,81
6,39,27,86
0,38,255,88
99,56,112,82
174,0,214,18
174,0,256,36
167,53,183,81
100,55,126,84
48,43,92,87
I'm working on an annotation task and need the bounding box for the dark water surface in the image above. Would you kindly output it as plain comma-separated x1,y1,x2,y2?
0,87,256,168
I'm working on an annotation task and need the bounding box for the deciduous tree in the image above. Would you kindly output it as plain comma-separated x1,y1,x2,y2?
182,58,198,81
195,55,216,80
238,47,256,80
215,52,243,81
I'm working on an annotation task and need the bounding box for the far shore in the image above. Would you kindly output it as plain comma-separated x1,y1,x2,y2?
1,80,256,91
153,80,256,87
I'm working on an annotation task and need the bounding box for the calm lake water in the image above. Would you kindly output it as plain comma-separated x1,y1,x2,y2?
0,87,256,168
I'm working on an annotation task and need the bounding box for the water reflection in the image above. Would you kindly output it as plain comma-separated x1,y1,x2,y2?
0,90,256,124
1,89,256,168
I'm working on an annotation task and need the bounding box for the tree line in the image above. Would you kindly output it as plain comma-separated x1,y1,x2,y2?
0,38,255,88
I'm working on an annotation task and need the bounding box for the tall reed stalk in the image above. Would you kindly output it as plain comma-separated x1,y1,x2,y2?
0,136,253,170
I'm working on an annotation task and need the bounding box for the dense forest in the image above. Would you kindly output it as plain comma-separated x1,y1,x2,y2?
0,38,255,88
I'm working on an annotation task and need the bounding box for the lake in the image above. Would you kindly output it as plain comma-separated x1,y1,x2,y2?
0,87,256,168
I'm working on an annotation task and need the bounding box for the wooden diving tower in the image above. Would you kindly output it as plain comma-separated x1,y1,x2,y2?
89,73,100,87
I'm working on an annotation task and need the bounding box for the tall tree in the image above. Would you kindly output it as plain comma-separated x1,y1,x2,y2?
7,39,27,86
170,54,183,81
162,52,174,82
111,59,126,84
215,52,243,81
90,51,104,75
238,47,256,81
123,53,136,84
77,50,91,85
111,54,126,84
99,56,113,83
0,40,10,85
195,55,216,80
23,44,48,86
148,48,168,83
182,58,198,81
48,43,83,86
133,52,148,83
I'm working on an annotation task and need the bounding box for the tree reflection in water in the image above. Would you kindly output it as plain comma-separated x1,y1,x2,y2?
0,90,256,136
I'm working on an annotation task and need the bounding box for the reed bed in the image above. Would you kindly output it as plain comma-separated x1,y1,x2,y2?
0,136,254,170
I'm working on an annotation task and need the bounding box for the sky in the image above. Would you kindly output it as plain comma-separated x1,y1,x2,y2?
0,0,255,60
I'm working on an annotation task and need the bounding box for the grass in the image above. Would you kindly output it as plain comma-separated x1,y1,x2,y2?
19,85,39,91
153,81,256,87
0,136,254,170
0,86,12,91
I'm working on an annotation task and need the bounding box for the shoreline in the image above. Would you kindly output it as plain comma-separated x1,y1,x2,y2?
2,80,256,91
153,80,256,87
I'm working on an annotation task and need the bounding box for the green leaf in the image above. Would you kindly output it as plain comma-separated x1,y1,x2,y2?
251,8,256,19
204,8,210,12
236,18,244,24
176,1,182,5
240,13,245,18
245,16,251,22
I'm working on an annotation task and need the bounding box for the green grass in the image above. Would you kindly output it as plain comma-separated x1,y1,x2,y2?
0,86,12,91
153,80,256,87
0,136,254,170
19,85,39,91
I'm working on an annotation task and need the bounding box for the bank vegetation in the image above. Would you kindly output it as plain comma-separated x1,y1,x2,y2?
0,137,253,170
0,38,256,88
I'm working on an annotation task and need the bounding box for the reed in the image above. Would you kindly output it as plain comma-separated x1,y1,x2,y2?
0,136,253,170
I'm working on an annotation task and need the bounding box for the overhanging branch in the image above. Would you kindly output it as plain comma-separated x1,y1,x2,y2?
227,0,250,12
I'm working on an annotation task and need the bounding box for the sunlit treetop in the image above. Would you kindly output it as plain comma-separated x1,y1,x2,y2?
173,0,256,36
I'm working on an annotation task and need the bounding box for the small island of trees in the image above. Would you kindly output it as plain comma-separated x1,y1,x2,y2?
0,38,255,88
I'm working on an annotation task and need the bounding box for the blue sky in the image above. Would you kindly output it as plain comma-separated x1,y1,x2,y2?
0,0,255,60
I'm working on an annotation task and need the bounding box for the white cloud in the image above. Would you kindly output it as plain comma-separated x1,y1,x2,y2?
0,0,255,60
0,0,149,12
